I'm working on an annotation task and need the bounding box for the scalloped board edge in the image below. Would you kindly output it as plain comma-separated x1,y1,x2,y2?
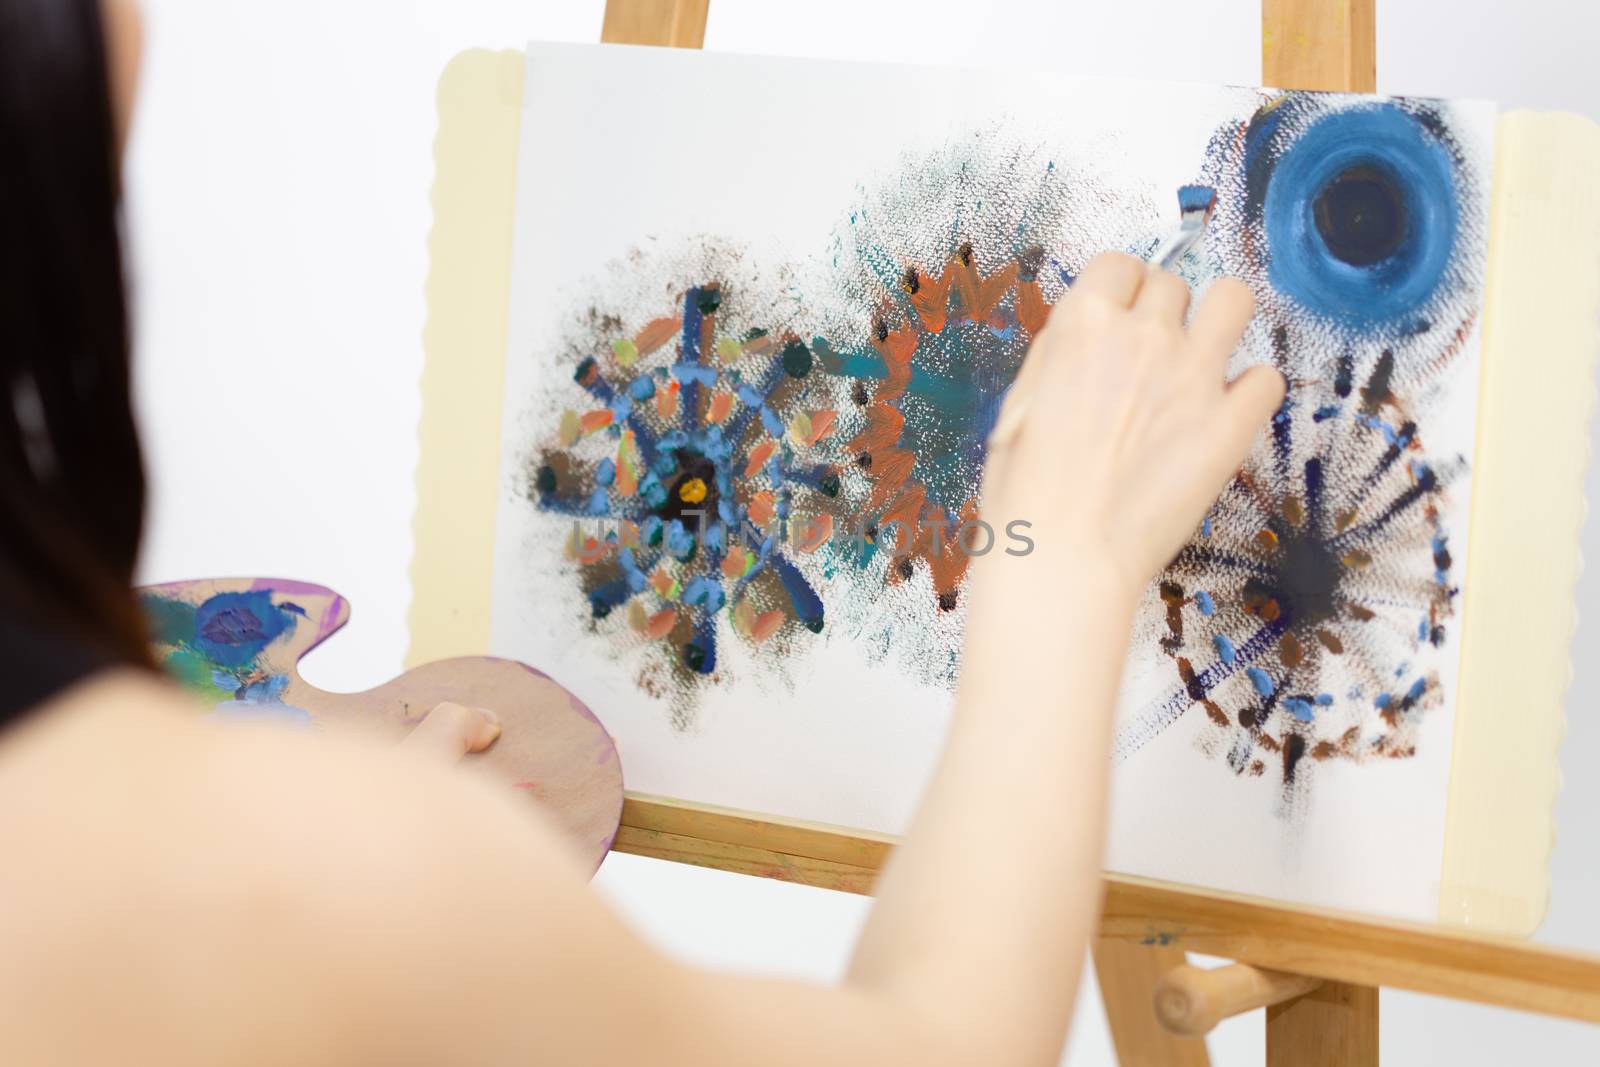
409,48,1600,936
1438,111,1600,935
409,49,526,665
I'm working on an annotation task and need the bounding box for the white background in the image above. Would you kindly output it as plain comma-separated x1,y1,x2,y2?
128,0,1600,1061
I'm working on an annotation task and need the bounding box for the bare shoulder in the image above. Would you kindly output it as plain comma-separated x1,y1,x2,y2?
0,671,684,1066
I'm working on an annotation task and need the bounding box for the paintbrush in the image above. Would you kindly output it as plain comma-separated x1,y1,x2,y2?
1149,184,1218,271
989,184,1220,449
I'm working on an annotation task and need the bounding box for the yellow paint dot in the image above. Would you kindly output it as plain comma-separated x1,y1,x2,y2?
678,478,708,504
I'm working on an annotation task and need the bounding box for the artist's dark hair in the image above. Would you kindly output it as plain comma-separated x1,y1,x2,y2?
0,0,153,667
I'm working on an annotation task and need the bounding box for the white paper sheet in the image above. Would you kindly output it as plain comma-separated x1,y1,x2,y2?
489,42,1495,920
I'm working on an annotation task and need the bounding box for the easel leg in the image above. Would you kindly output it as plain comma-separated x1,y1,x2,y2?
1265,981,1378,1066
1092,939,1211,1067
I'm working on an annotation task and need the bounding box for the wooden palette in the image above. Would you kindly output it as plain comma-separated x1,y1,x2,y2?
139,577,623,874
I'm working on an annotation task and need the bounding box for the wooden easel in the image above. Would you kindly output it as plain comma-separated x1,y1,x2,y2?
593,1,1600,1064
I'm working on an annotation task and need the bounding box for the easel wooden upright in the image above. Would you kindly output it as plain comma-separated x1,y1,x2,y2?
587,1,1600,1064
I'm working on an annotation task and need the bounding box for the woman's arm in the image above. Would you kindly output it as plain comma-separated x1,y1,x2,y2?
343,252,1282,1067
847,253,1284,1063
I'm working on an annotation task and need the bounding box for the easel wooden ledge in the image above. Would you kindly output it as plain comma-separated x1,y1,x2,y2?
597,1,1600,1063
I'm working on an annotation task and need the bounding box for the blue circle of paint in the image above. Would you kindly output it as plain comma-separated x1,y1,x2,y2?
1260,104,1459,329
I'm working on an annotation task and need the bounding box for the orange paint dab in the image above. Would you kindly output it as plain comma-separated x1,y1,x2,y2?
748,490,776,528
644,609,677,640
576,537,607,565
657,382,680,420
722,549,753,580
750,611,784,644
804,410,836,445
650,569,678,600
744,439,776,479
633,316,680,357
616,432,640,496
793,513,834,553
579,410,613,435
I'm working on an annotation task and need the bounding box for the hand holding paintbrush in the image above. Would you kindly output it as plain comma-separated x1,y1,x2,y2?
989,184,1227,453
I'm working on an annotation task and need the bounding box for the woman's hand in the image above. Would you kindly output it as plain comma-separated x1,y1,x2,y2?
985,251,1285,595
396,703,501,763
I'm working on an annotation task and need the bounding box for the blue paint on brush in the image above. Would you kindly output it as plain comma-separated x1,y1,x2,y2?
1176,183,1217,219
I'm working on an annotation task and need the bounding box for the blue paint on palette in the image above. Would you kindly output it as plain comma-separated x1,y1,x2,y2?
192,591,299,669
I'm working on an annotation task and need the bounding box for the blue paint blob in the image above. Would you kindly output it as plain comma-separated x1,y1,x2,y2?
1315,693,1335,706
683,616,718,675
1285,697,1316,722
1259,104,1460,329
588,579,632,619
641,476,668,509
1246,666,1275,697
673,362,716,387
1194,591,1217,617
770,554,825,633
665,519,696,561
618,548,647,592
595,458,616,487
193,591,296,669
1212,633,1237,664
682,576,727,613
1375,692,1393,709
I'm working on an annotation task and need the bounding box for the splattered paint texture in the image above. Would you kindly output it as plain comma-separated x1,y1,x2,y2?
1113,92,1487,815
524,243,842,725
493,44,1495,919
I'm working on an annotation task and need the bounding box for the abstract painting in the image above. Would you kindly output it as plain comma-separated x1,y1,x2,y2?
489,44,1493,917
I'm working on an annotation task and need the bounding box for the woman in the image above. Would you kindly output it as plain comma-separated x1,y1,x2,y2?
0,1,1284,1063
